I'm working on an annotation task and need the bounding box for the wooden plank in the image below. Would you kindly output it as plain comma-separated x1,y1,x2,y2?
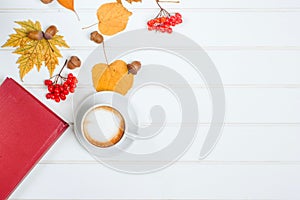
0,12,300,47
1,50,300,85
26,87,300,123
41,125,300,162
1,0,300,9
11,163,300,199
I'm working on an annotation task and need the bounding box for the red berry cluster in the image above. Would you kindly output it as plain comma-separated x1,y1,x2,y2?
45,73,78,103
147,13,182,33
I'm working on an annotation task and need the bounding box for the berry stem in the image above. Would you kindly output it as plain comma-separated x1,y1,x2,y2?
58,59,68,76
155,0,171,17
51,59,68,84
156,0,163,9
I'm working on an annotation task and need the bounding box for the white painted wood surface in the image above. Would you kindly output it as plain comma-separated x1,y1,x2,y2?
1,0,300,199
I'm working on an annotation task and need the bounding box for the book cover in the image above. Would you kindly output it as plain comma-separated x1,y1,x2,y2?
0,78,69,199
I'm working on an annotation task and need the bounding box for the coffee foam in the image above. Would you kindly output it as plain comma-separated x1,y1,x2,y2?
82,106,125,147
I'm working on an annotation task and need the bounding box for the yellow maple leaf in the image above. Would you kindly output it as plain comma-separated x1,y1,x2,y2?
92,60,134,95
15,40,44,78
97,2,132,36
2,20,69,80
2,20,41,48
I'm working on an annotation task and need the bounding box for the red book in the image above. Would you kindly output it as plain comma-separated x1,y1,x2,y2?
0,78,69,199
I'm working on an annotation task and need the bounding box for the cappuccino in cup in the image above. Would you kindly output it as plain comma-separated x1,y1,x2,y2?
82,105,125,148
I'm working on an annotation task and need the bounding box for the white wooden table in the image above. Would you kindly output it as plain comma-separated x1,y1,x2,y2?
1,0,300,199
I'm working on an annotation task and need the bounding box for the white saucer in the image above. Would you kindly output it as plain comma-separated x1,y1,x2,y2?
74,91,139,157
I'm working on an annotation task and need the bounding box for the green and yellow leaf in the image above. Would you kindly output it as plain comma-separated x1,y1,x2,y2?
15,20,42,32
49,35,70,48
1,20,69,80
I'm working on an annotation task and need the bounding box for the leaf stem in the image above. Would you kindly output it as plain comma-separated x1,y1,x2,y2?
82,22,98,30
74,11,80,21
102,41,109,66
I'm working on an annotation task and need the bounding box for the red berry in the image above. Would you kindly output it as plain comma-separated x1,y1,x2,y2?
44,80,51,86
54,88,60,93
69,87,75,93
72,77,78,84
68,73,74,79
66,79,71,84
167,28,173,34
160,27,166,33
69,83,76,88
48,85,54,92
177,18,182,24
54,92,60,98
170,16,176,22
46,93,52,99
50,94,55,99
63,82,68,87
59,85,64,92
63,89,69,95
60,93,66,100
54,97,60,103
175,12,182,19
147,21,153,27
164,21,170,27
170,22,176,26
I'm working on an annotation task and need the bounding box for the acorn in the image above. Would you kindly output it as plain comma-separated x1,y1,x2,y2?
67,56,81,69
40,0,54,4
127,61,141,75
28,31,43,40
90,31,103,44
44,25,58,40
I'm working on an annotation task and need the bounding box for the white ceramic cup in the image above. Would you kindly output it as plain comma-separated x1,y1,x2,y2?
81,104,127,148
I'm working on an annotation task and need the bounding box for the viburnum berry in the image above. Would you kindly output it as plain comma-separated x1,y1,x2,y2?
147,1,182,34
69,87,75,93
44,59,79,103
175,12,182,19
46,93,52,99
44,79,53,86
54,97,60,103
48,85,54,92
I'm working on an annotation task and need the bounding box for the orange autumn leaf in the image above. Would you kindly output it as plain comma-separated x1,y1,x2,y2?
126,0,142,3
97,2,132,36
57,0,79,20
92,60,134,95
